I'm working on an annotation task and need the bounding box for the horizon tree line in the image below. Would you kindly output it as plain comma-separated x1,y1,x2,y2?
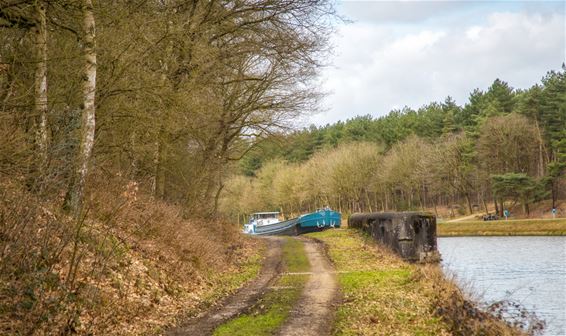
224,68,566,220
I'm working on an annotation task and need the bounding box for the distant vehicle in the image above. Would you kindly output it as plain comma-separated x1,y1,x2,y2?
483,213,499,221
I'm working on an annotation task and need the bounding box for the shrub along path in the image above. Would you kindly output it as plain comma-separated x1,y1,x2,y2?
167,237,284,335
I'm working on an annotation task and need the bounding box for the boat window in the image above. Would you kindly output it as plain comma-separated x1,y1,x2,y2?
252,213,279,219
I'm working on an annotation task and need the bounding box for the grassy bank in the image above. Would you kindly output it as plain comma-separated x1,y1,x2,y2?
213,238,309,336
0,178,264,335
308,229,525,336
438,218,566,236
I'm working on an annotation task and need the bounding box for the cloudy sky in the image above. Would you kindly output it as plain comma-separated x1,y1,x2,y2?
309,0,566,125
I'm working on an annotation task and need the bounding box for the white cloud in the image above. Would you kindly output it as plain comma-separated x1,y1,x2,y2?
311,4,565,126
466,26,482,40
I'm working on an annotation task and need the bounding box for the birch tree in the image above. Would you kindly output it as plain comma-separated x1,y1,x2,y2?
65,0,96,215
33,0,48,166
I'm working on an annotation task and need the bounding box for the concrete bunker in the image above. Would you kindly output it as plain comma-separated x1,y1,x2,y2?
348,212,439,263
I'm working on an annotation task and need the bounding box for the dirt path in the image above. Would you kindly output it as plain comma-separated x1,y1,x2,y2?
446,208,496,222
446,213,480,222
277,237,339,336
167,237,284,336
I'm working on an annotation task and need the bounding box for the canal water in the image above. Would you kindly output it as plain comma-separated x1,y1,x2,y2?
438,236,566,336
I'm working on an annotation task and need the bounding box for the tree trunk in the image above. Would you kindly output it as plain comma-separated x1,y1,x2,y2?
212,182,225,215
551,181,557,209
127,130,138,178
465,192,473,214
535,120,546,178
523,200,530,217
151,127,166,199
421,184,427,211
65,0,97,216
34,1,48,166
493,194,499,216
365,190,373,212
482,197,489,215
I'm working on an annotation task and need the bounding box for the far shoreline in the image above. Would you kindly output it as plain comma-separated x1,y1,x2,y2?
437,218,566,237
439,233,566,237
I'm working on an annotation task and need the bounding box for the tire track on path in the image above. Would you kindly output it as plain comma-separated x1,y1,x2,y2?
167,237,284,336
277,237,339,336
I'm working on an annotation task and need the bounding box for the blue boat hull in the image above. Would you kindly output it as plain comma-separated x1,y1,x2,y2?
246,209,341,236
297,209,341,231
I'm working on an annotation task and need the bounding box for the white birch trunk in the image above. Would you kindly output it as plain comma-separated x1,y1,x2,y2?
151,139,160,197
151,69,169,198
67,0,97,215
34,1,48,164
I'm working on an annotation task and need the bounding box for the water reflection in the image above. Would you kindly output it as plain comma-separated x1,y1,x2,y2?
438,236,566,336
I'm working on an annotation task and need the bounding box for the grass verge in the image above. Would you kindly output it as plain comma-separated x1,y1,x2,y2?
438,218,566,236
213,238,309,336
308,229,527,336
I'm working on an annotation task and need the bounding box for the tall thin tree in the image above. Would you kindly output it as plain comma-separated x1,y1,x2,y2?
65,0,97,215
33,0,48,167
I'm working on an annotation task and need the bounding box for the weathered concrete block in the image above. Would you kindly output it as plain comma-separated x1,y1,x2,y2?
348,212,439,263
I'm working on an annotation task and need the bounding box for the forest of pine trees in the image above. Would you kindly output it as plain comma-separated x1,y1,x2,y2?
225,69,566,220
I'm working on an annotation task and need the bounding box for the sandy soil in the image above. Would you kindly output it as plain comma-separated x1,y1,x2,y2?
276,237,339,336
166,237,284,336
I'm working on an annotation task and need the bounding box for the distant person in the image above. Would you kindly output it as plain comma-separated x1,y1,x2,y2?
552,208,557,219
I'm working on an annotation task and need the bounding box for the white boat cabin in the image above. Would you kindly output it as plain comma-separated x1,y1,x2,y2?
243,212,280,234
250,212,280,226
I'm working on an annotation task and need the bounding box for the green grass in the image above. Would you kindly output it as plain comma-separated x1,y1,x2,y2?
438,218,566,236
213,238,309,336
307,229,450,336
282,238,310,273
199,245,265,306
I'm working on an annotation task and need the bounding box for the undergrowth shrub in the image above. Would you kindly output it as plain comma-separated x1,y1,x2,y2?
86,174,246,278
0,173,255,335
0,181,76,334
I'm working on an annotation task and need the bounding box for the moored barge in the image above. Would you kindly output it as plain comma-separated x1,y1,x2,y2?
243,208,341,236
